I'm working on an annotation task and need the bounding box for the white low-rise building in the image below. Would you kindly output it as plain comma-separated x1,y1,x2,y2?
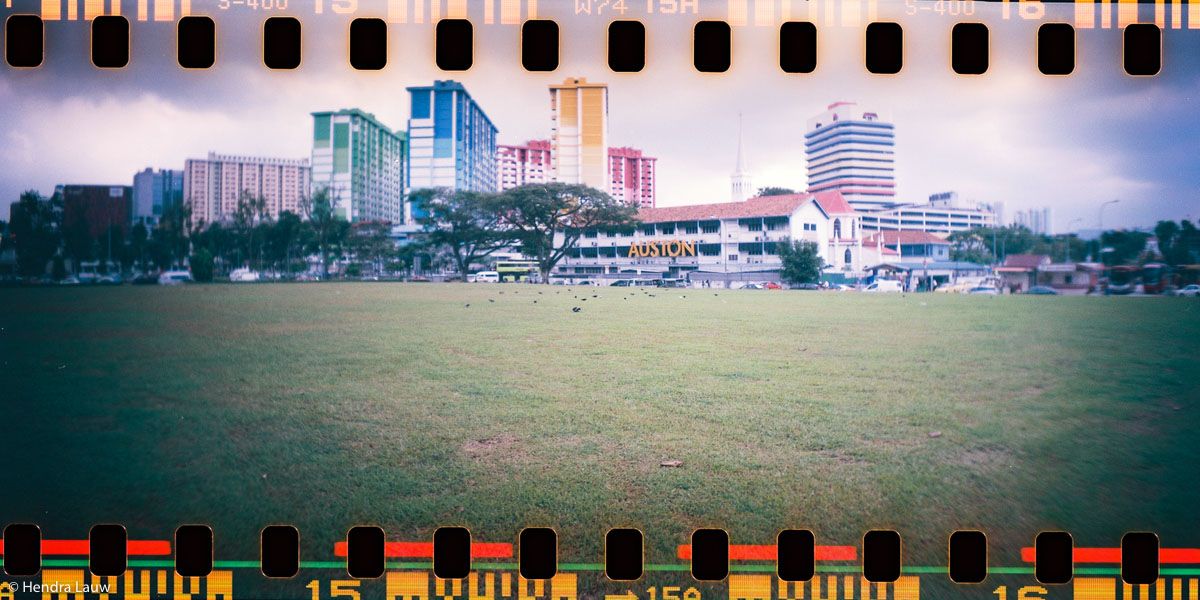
552,192,865,287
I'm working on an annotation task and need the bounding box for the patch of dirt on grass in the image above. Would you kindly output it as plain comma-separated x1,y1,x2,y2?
462,434,518,455
952,447,1015,470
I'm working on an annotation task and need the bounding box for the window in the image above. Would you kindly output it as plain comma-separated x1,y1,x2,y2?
834,218,842,239
584,230,597,238
643,226,655,236
701,221,720,234
845,249,852,264
728,254,739,262
684,224,698,234
659,224,675,235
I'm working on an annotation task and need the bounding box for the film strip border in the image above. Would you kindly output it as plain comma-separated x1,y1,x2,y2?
0,9,1176,75
3,524,1199,587
14,0,1200,29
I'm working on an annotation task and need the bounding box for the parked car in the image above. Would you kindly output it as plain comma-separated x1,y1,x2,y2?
359,274,380,281
863,280,903,293
765,282,785,289
230,268,261,282
968,285,1000,295
96,274,122,285
132,272,159,285
158,270,193,285
406,276,431,282
739,283,765,290
474,271,499,283
58,276,81,285
1022,286,1060,295
1173,284,1200,297
791,283,819,290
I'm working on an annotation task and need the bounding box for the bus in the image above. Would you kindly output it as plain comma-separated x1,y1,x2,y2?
495,260,539,283
1141,263,1170,295
1105,265,1138,295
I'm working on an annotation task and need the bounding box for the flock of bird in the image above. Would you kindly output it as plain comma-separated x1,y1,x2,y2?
463,287,719,312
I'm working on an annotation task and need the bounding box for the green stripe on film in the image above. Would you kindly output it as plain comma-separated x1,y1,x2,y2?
990,567,1036,574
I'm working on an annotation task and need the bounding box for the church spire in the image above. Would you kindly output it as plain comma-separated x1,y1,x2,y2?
731,113,753,202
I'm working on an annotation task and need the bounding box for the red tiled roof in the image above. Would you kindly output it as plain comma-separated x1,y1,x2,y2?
1003,254,1051,269
862,230,950,246
636,193,819,223
811,191,857,215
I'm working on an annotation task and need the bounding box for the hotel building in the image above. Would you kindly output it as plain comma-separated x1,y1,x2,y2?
498,140,553,191
552,191,864,287
182,153,311,225
406,80,499,221
607,147,657,208
805,102,896,212
859,192,1001,234
550,77,609,190
131,168,183,227
311,109,407,223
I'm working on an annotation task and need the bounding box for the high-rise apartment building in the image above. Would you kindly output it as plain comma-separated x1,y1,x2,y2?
132,168,183,227
311,109,407,223
498,140,553,191
804,101,896,212
549,77,609,190
183,153,311,225
608,147,657,208
406,80,499,222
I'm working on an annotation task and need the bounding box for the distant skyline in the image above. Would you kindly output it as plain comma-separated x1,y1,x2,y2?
2,0,1198,232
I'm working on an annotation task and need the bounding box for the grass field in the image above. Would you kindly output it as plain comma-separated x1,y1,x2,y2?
2,283,1198,574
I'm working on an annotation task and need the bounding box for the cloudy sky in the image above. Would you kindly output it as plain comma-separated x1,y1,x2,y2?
2,0,1198,232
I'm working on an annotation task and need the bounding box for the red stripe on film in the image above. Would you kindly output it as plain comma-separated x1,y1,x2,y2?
676,544,857,561
333,541,513,558
0,540,170,556
1020,547,1200,564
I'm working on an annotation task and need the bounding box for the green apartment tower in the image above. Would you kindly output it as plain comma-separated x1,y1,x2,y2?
311,109,408,223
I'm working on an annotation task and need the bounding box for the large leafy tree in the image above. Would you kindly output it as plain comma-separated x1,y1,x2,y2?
10,190,59,277
412,188,514,279
777,238,824,284
154,201,192,269
498,183,639,283
299,186,346,277
348,221,394,275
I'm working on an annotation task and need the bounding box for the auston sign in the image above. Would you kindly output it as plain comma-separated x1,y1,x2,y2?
627,240,697,258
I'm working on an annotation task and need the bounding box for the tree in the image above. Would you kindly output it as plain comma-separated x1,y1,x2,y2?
755,187,796,197
233,191,268,269
190,247,215,282
412,188,514,279
266,210,303,274
777,237,823,285
10,190,60,277
1100,229,1151,266
130,222,149,270
499,183,639,283
154,201,192,269
299,186,346,277
348,221,394,275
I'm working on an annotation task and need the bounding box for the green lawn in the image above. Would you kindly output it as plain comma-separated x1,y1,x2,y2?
2,283,1197,573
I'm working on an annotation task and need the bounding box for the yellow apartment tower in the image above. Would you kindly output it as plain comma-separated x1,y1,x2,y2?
549,77,609,190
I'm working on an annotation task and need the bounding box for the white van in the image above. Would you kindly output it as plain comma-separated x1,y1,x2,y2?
230,268,261,282
158,270,194,285
475,271,500,283
863,280,903,293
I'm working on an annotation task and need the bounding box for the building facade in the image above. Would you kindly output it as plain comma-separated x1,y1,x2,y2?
497,139,552,191
406,80,499,221
550,77,608,190
132,168,183,227
552,192,863,287
1013,207,1054,235
312,109,407,223
805,101,896,212
59,184,132,239
859,192,1000,234
608,147,656,208
183,153,311,225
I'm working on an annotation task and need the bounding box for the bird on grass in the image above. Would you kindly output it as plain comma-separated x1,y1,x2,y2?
572,307,581,312
464,303,470,308
488,299,495,303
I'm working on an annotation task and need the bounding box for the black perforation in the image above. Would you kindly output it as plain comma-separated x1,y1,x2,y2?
436,19,473,71
350,18,387,71
608,20,645,72
5,15,43,68
693,21,731,73
952,22,988,75
865,22,902,74
178,16,214,69
690,529,729,581
605,528,643,581
92,16,129,68
1038,23,1075,75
